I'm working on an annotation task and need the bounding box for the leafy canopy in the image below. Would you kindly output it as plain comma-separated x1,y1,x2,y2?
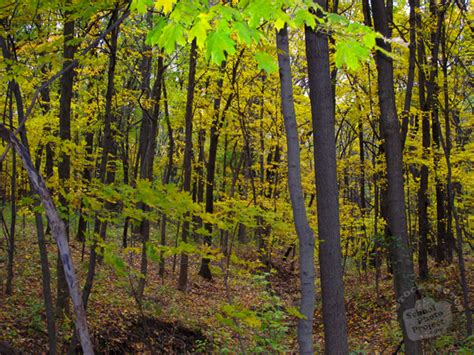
133,0,382,72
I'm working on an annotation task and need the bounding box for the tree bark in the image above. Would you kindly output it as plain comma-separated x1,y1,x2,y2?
305,2,349,352
277,25,316,354
370,0,422,353
178,39,197,292
137,49,164,300
401,0,417,149
5,85,15,296
57,2,77,315
159,74,174,277
0,125,94,354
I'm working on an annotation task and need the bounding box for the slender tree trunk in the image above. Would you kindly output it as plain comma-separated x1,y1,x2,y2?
305,2,349,352
76,128,94,243
199,67,225,280
14,80,58,355
36,81,57,354
178,39,197,292
370,0,422,353
137,52,164,300
401,0,417,149
276,25,316,354
0,125,94,354
82,6,120,308
430,0,448,264
57,2,77,315
5,86,15,296
159,75,174,277
431,95,472,336
68,10,121,353
441,26,454,262
415,0,430,279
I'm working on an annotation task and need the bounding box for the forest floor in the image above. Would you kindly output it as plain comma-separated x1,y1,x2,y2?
0,222,473,353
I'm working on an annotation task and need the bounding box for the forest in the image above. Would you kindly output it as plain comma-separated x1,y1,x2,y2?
0,0,472,353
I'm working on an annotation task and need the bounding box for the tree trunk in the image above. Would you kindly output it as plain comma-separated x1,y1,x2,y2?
137,50,164,300
441,25,454,262
178,39,197,292
0,125,94,354
276,25,316,354
57,2,76,315
401,0,417,149
159,74,174,277
370,0,422,353
305,2,349,352
415,0,430,279
5,86,15,296
199,66,225,280
199,56,239,279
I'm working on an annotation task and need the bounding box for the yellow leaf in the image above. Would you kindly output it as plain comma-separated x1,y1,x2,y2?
155,0,177,14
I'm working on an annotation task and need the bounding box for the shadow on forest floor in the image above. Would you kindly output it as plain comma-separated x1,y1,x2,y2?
90,315,208,353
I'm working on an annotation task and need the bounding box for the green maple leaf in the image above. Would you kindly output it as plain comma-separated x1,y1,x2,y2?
335,39,370,71
131,0,153,13
233,21,258,45
189,15,211,49
145,16,166,45
294,9,316,29
206,29,236,64
255,51,277,73
158,22,185,53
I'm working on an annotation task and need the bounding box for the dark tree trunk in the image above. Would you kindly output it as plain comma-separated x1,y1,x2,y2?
370,0,422,353
276,25,316,354
68,9,121,353
441,26,454,262
5,85,15,296
178,39,197,292
199,66,225,280
137,50,164,300
199,56,239,279
401,0,417,149
159,75,174,277
82,6,120,309
305,2,349,352
57,3,76,315
430,0,448,264
76,128,94,243
432,94,473,336
415,0,430,280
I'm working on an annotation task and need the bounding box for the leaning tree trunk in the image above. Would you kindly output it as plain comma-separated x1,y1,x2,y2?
370,0,422,353
276,25,316,354
0,125,94,354
305,2,349,352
